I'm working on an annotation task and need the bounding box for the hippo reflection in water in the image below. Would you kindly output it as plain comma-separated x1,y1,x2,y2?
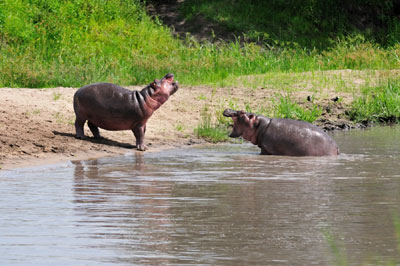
223,109,339,156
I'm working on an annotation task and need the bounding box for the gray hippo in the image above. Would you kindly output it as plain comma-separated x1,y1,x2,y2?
223,109,339,156
73,73,178,151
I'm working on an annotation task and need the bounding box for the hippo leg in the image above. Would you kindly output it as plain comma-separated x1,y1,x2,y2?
75,117,86,139
88,121,101,139
132,124,147,151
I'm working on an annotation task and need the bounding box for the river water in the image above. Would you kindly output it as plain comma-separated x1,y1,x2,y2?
1,126,400,265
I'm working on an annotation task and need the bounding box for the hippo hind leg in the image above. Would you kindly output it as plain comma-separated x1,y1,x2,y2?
88,121,101,139
75,116,86,139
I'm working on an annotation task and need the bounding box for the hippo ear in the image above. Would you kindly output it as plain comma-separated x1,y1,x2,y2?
249,114,259,127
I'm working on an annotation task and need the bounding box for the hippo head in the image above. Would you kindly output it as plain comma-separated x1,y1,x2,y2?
150,73,179,104
223,109,259,142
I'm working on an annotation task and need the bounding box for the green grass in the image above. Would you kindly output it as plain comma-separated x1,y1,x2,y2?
195,105,230,143
272,94,323,123
349,79,400,123
1,1,400,88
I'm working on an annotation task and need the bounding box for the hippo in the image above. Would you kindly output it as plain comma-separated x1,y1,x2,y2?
223,109,339,156
73,73,178,151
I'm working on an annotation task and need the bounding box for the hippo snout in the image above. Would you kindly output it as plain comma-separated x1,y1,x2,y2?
223,109,237,117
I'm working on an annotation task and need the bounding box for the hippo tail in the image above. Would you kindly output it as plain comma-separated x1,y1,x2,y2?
73,90,80,115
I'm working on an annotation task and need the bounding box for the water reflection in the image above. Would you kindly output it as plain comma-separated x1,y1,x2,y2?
1,126,400,265
72,152,176,264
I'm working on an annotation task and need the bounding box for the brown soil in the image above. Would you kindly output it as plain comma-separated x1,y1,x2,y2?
0,75,357,170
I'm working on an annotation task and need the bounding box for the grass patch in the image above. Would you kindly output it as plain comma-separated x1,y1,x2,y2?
273,94,323,123
348,79,400,124
175,123,185,132
195,105,230,143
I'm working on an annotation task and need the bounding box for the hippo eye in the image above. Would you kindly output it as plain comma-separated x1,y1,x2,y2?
151,82,160,90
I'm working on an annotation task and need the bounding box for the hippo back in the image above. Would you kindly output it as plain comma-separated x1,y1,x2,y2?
256,116,339,156
73,83,154,130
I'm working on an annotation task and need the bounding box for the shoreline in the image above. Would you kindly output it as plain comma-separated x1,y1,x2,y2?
2,70,382,170
0,141,206,170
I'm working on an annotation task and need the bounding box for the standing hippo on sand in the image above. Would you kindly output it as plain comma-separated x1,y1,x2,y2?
223,109,339,156
73,73,178,151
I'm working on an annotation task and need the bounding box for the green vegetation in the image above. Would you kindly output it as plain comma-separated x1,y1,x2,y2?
349,79,400,124
175,123,185,132
1,0,400,88
195,105,230,143
0,0,177,87
272,94,322,123
180,0,400,48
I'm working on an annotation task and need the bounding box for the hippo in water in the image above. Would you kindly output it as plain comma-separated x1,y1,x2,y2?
223,109,339,156
73,73,178,151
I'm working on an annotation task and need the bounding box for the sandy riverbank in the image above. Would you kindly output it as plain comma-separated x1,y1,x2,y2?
0,72,360,170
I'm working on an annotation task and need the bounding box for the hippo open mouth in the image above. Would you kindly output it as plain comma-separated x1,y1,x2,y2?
223,109,240,137
163,73,178,94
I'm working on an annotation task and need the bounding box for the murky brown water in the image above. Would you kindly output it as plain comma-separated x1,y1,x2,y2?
1,126,400,265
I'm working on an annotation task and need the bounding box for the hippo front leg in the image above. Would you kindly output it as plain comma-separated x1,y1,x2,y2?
132,124,147,151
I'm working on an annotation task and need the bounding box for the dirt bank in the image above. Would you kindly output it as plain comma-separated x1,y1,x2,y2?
0,74,358,170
